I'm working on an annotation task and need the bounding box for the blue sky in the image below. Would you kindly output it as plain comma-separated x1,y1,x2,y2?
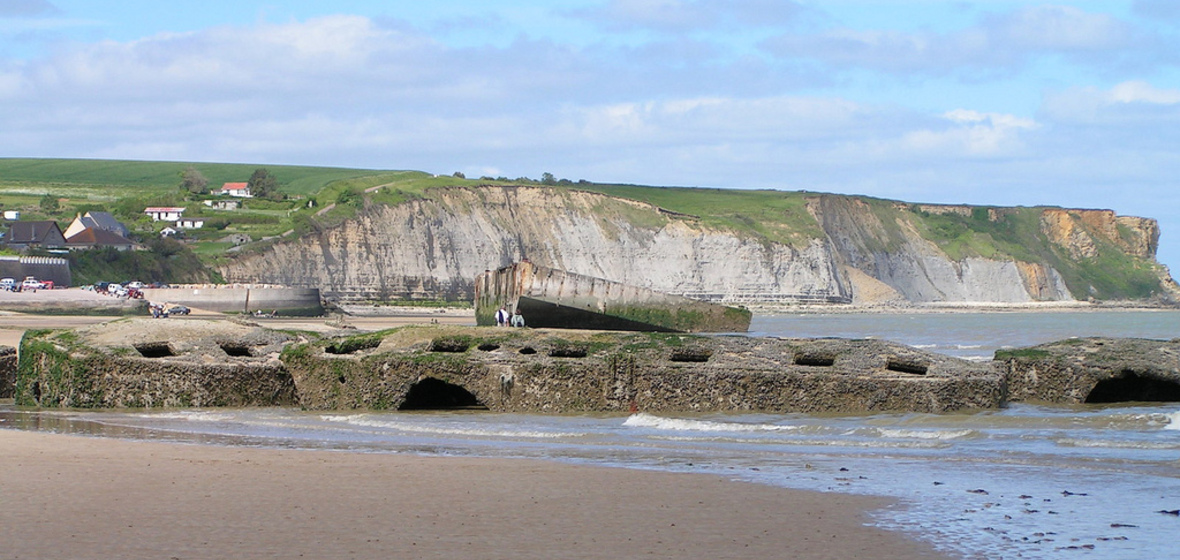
2,1,1180,271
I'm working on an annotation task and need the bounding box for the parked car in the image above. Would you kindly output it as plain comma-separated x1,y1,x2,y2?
0,278,14,291
21,277,44,291
166,305,190,316
126,281,145,290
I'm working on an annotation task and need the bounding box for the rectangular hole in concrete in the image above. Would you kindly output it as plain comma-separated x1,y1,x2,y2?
669,350,712,363
793,353,835,367
548,347,587,358
134,342,175,358
219,343,253,357
886,359,928,375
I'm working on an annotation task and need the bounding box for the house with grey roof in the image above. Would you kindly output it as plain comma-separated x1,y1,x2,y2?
6,221,66,250
63,211,130,239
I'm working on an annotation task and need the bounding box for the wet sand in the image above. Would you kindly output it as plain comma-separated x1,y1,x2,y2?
0,430,946,559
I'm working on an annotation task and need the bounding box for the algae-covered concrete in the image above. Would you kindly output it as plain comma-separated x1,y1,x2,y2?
474,262,751,333
998,337,1180,404
282,325,1003,414
16,319,300,408
18,321,1180,414
0,346,15,398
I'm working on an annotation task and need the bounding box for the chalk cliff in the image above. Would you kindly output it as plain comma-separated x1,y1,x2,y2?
218,186,1176,305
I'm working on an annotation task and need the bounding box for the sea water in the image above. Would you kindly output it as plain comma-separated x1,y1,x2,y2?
2,310,1179,560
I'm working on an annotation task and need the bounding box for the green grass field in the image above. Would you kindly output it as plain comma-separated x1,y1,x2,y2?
0,158,385,196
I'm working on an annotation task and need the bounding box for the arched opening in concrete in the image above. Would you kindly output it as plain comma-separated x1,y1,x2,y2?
399,377,488,410
1085,370,1180,403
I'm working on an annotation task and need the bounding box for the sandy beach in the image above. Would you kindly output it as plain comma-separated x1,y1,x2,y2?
0,303,945,560
0,429,947,560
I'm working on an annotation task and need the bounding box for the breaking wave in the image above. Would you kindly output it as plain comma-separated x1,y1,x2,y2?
623,413,799,433
320,414,578,439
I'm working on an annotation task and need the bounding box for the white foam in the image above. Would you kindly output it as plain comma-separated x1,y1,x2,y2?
623,413,798,432
1163,411,1180,431
1056,437,1180,450
320,415,575,439
875,428,976,440
133,411,236,422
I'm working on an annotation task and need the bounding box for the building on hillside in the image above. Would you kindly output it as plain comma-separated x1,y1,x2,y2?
63,211,130,239
204,199,241,210
144,207,186,222
159,226,179,238
64,227,136,251
214,182,252,198
3,211,20,221
176,218,205,229
6,221,66,250
220,233,252,246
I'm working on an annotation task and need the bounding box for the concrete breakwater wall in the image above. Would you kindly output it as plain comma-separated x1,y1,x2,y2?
0,346,16,398
283,326,1004,414
16,322,1180,413
142,285,323,316
998,337,1180,404
475,262,752,333
18,321,1002,414
16,320,298,408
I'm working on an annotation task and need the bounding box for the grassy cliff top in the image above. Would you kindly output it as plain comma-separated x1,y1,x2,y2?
1,158,1169,301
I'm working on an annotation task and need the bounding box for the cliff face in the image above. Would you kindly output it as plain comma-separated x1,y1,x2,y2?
218,186,1174,304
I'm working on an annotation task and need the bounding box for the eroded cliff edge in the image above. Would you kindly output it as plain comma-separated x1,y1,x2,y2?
217,186,1178,306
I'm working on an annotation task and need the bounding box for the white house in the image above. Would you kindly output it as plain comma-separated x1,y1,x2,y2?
3,210,20,220
176,218,205,229
144,207,186,221
214,182,252,198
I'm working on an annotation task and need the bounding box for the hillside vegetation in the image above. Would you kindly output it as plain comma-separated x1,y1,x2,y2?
0,158,1171,301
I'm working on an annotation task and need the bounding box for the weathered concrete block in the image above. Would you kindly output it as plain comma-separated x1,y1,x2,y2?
284,326,1005,414
16,319,299,408
475,262,751,333
0,346,16,398
998,337,1180,404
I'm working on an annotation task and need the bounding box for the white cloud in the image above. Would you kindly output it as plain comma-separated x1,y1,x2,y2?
1109,80,1180,104
993,5,1131,50
899,110,1038,157
1042,80,1180,126
571,0,806,32
762,5,1138,75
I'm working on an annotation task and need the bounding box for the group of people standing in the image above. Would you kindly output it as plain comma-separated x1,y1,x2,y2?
494,306,526,327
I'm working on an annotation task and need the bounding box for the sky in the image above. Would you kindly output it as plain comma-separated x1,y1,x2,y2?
2,0,1179,271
